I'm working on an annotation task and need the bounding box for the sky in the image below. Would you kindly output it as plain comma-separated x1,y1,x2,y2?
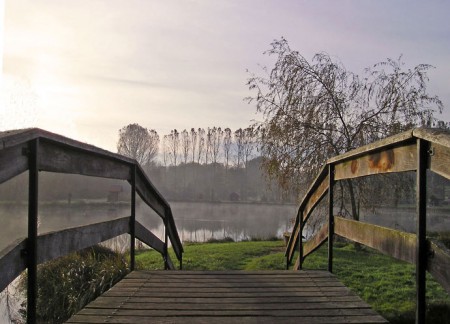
0,0,449,152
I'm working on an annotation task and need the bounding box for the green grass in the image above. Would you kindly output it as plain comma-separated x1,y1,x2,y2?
136,240,450,323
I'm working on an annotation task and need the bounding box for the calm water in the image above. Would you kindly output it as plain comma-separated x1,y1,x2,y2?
0,201,297,251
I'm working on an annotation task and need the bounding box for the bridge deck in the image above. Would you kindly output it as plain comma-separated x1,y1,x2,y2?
66,270,387,323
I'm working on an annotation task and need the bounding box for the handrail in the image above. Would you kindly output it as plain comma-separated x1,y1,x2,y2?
285,127,450,324
0,128,183,323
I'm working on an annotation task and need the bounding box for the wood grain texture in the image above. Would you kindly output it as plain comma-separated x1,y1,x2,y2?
36,217,130,265
0,238,27,292
334,217,416,264
0,143,29,184
303,223,329,260
66,270,387,323
334,143,417,180
135,221,164,254
429,143,450,180
428,240,450,294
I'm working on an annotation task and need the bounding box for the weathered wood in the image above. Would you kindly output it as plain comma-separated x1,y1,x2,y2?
67,270,387,323
334,143,417,180
303,223,329,260
328,130,414,164
286,166,328,262
67,315,388,324
36,217,130,265
166,254,175,270
429,143,450,181
428,240,450,294
334,217,417,264
413,127,450,149
135,221,164,254
38,140,131,180
303,175,329,223
0,238,27,292
135,172,166,218
0,143,29,184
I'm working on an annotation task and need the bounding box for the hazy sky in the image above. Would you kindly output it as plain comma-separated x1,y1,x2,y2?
1,0,449,151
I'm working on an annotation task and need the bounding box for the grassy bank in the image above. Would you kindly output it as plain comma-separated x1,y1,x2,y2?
136,240,450,323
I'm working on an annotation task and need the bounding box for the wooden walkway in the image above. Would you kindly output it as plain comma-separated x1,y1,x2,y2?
66,270,387,323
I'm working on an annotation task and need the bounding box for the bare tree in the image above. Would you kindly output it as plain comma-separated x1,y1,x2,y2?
210,127,223,165
117,123,160,166
205,128,212,165
166,129,180,166
242,127,255,168
247,38,443,219
234,128,245,168
197,128,205,164
190,128,198,163
181,129,191,165
223,128,232,171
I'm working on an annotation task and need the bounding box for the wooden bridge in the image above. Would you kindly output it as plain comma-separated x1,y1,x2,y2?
0,128,449,324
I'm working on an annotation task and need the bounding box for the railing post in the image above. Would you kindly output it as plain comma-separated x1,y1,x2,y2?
327,164,335,273
27,139,39,324
164,218,169,270
416,139,428,324
130,165,136,272
299,209,303,270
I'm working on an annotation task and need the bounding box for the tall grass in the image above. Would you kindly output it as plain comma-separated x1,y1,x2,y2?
18,245,128,323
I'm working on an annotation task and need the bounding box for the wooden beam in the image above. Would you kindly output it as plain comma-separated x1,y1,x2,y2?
334,143,417,181
428,241,450,295
135,221,164,254
135,172,166,219
303,175,329,223
36,217,130,265
429,143,450,180
334,217,416,264
0,143,28,184
0,238,27,293
38,140,131,180
303,223,329,260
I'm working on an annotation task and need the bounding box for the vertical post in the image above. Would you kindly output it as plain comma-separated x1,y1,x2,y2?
299,209,303,270
130,165,136,272
164,218,169,270
327,164,335,273
416,139,428,324
27,139,39,324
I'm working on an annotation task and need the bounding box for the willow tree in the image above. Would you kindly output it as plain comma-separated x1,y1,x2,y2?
247,38,443,219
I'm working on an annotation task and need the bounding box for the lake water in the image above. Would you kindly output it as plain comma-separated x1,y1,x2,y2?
0,201,297,252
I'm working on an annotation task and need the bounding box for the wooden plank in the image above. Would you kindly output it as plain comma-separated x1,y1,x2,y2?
334,217,416,263
334,143,417,180
0,143,29,184
303,223,329,260
429,142,450,180
135,172,166,219
135,221,164,254
413,127,450,149
36,217,130,265
328,130,414,164
428,240,450,294
67,315,387,324
68,270,386,323
0,238,27,292
38,140,131,180
286,167,328,262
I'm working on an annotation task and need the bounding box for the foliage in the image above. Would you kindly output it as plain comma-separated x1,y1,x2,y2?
247,38,443,216
18,245,128,323
117,123,160,166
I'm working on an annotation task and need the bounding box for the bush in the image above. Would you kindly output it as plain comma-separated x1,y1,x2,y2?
19,245,128,323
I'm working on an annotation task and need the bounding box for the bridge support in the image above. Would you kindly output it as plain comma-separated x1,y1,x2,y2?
26,139,39,324
130,165,136,271
416,139,428,324
328,164,335,273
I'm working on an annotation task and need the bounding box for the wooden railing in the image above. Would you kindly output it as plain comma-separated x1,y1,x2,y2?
0,128,183,323
285,128,450,324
